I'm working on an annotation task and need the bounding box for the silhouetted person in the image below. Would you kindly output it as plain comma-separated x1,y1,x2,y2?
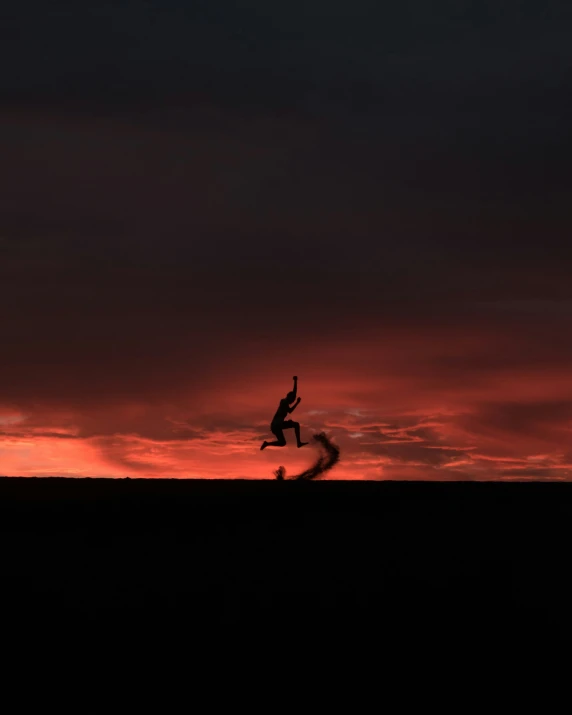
261,376,309,450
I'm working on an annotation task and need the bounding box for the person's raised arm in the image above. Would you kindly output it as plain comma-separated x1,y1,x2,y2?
288,397,301,413
292,376,298,400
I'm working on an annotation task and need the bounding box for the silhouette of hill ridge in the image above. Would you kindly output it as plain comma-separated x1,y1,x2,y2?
1,478,571,644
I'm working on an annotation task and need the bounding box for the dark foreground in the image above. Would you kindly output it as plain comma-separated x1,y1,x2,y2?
2,477,571,649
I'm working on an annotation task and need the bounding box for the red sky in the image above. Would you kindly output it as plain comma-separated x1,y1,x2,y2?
2,304,572,479
2,4,572,479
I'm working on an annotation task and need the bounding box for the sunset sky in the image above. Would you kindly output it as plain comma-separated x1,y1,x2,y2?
2,2,572,479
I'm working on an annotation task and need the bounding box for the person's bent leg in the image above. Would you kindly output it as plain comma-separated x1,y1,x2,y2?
263,439,286,448
262,428,287,449
293,422,308,448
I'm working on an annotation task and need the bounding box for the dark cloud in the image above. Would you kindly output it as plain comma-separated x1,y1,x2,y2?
4,3,572,112
498,468,568,479
0,431,78,440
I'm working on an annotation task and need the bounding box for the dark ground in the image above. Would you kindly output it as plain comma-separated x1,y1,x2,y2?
1,477,571,652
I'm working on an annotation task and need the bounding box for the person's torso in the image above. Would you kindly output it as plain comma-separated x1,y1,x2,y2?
271,399,288,424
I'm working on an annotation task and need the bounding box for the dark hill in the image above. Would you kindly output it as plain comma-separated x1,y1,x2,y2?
1,478,571,647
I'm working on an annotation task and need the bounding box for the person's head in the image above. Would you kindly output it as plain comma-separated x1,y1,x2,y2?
286,391,296,403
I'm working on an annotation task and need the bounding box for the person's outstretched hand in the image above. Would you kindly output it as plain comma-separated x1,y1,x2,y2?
293,375,298,380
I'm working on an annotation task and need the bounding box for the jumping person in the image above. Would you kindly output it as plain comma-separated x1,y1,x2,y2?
260,376,309,450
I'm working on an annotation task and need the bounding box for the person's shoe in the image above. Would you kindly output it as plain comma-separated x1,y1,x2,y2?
260,441,268,450
297,442,309,448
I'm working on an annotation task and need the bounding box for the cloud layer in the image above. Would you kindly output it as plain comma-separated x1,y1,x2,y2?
2,303,572,479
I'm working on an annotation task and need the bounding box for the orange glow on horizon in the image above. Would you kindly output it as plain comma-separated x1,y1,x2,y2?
2,325,572,480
